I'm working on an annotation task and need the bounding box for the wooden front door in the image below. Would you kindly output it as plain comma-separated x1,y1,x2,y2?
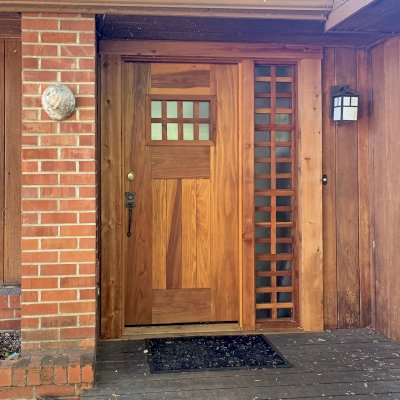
122,62,239,326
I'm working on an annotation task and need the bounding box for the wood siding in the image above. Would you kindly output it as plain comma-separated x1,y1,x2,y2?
322,47,371,329
369,37,400,343
0,38,21,284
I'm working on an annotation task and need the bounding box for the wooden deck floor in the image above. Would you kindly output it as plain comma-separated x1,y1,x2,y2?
82,328,400,399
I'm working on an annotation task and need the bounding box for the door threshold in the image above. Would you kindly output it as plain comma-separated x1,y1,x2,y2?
123,323,241,339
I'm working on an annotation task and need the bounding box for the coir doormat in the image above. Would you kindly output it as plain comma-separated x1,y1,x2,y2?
145,335,291,373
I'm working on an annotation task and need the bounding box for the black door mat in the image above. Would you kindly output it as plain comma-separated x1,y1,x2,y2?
145,335,291,373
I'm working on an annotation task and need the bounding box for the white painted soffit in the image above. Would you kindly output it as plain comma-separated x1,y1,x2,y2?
326,0,378,30
0,0,334,20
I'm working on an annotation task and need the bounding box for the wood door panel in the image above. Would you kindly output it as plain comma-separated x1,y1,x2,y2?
124,61,238,326
210,64,239,322
151,146,210,178
124,62,153,326
151,63,211,89
152,289,211,324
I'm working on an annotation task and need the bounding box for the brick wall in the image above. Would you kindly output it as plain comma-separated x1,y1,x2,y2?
20,13,97,353
0,286,21,331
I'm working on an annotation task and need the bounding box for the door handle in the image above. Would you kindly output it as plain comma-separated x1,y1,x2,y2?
125,192,136,237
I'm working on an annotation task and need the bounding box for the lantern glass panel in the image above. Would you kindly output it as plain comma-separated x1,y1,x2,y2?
343,107,358,121
343,96,351,106
333,107,341,121
351,97,359,106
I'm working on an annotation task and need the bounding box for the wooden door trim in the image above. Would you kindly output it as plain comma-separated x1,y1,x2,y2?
99,40,323,61
100,41,324,338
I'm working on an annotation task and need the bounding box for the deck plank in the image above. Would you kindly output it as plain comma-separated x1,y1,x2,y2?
83,329,400,399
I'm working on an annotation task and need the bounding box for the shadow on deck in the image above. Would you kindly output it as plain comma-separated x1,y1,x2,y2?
82,328,400,399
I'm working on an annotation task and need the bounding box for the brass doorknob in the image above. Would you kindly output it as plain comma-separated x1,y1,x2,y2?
127,172,135,181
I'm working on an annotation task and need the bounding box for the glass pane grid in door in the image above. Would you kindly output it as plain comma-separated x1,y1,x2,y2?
148,97,214,144
254,64,296,324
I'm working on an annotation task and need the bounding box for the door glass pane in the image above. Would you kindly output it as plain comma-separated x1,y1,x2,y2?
182,101,194,118
167,123,178,140
276,114,292,125
255,97,271,109
276,131,291,142
183,123,194,140
151,101,162,118
255,113,270,125
255,147,271,158
276,66,292,77
276,98,292,109
199,123,210,140
255,131,270,143
255,82,271,94
199,102,210,118
151,123,162,140
167,101,178,118
276,82,292,93
255,66,271,77
255,261,271,271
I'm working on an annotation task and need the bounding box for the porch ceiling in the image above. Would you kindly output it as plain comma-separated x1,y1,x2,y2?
96,14,385,46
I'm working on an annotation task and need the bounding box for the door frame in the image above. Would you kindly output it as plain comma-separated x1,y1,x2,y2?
99,40,324,339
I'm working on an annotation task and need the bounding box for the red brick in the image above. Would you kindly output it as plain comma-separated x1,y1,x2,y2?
21,264,39,276
21,317,39,329
21,135,38,146
22,226,58,237
21,31,39,43
41,213,77,224
22,148,58,159
41,32,77,43
22,18,58,30
21,291,38,303
22,199,58,211
41,238,78,250
61,70,95,82
79,289,96,300
22,83,40,95
41,264,77,276
0,295,8,308
59,301,95,313
41,134,77,146
60,250,96,263
61,327,95,340
79,58,95,70
61,44,95,58
9,295,21,308
61,148,95,159
41,315,77,328
23,44,58,57
22,121,57,133
40,365,54,385
81,364,94,383
79,109,96,121
79,213,96,223
40,187,77,198
23,70,58,82
27,368,40,386
78,84,95,95
22,173,58,185
22,95,41,108
68,365,81,384
22,214,38,226
79,161,95,172
79,339,95,349
79,238,96,250
79,314,95,326
42,58,78,70
22,57,39,69
21,251,58,263
22,161,39,173
54,365,68,385
60,19,95,31
22,187,39,198
75,97,96,108
0,387,34,399
11,367,26,386
42,161,77,172
60,225,95,237
0,309,14,319
23,277,58,289
23,328,58,341
79,32,95,45
60,200,95,211
60,174,95,185
0,368,12,386
79,135,95,146
23,303,58,315
41,289,77,302
60,122,95,134
0,320,20,330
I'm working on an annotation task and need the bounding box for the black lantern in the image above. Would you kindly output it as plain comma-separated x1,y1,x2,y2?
330,85,359,122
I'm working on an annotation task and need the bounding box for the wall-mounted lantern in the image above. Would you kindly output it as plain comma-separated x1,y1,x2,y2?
330,85,359,122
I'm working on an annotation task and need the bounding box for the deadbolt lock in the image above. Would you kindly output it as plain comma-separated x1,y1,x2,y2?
127,172,135,181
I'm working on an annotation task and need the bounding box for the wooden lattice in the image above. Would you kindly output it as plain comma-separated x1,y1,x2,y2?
254,65,297,324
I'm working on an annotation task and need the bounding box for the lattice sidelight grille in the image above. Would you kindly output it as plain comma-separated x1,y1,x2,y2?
254,64,297,324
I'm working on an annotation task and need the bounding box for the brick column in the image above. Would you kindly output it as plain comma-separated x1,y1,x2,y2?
20,13,97,353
